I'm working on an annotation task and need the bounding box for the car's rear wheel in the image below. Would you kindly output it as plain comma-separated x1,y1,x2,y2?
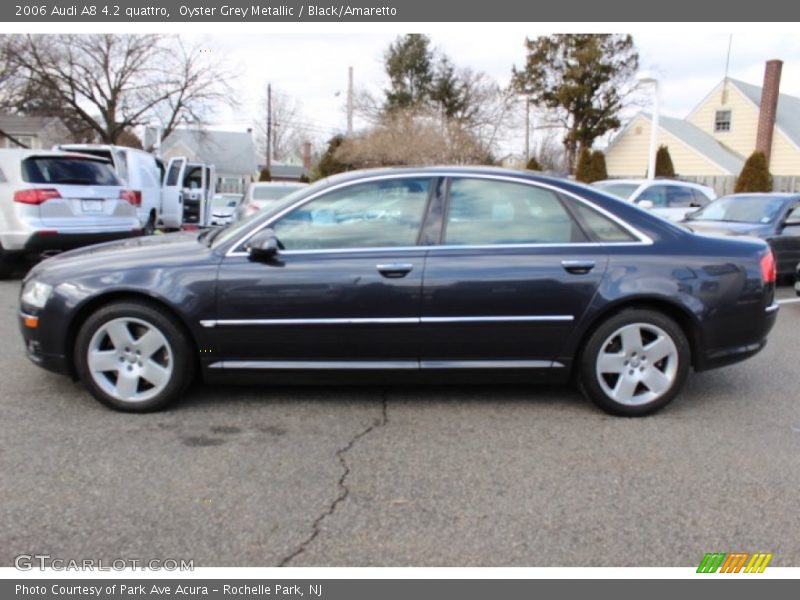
75,301,194,412
578,309,690,416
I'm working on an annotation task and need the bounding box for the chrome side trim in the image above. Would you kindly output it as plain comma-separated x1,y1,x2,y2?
200,315,574,328
420,315,574,323
224,172,653,257
200,317,420,328
207,359,565,370
420,360,558,369
208,360,419,370
765,302,780,313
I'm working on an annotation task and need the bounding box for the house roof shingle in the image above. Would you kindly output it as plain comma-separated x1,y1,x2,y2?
161,129,258,176
651,113,745,174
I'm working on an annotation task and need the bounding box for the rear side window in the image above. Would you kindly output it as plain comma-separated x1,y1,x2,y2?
569,201,638,242
21,157,121,186
114,150,129,182
444,178,587,245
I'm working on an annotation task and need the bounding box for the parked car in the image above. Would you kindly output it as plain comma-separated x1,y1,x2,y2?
592,178,716,221
55,144,164,234
682,193,800,280
235,181,307,222
18,167,778,416
209,193,244,226
56,146,218,232
0,149,141,278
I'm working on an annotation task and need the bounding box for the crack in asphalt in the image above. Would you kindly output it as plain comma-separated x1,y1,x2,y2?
278,393,389,567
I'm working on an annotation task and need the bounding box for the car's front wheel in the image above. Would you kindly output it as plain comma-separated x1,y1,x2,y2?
578,309,690,416
75,301,194,412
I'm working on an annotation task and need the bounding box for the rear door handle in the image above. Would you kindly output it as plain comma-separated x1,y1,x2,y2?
561,259,596,275
376,263,414,278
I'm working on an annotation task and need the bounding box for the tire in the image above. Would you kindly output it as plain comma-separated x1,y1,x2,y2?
0,246,19,280
143,211,157,236
75,301,195,412
578,309,691,417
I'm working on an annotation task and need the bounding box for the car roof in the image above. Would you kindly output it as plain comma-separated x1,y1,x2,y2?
717,192,800,200
0,148,113,162
594,178,708,187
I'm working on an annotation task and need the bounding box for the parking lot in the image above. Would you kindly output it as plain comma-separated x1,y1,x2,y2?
1,278,799,568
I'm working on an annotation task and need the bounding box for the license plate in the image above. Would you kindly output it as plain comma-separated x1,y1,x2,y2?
81,200,103,213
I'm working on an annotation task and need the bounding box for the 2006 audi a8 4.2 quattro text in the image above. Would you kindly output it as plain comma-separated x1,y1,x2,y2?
18,167,779,416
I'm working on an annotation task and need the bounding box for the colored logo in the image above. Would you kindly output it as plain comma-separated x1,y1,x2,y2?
697,552,773,573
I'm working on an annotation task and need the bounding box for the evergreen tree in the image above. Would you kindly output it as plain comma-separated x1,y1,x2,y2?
259,167,271,182
575,146,593,183
654,145,675,177
590,150,608,181
735,151,772,193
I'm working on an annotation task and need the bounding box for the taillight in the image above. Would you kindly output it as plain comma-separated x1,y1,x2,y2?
14,189,61,205
120,190,142,207
759,249,777,284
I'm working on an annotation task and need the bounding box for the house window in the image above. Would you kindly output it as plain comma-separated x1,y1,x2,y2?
4,135,36,149
714,110,732,132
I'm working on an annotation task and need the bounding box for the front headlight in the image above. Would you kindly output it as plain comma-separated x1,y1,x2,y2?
21,280,54,309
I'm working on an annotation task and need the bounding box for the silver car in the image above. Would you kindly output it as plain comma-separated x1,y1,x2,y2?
235,181,307,222
0,149,141,278
592,178,716,222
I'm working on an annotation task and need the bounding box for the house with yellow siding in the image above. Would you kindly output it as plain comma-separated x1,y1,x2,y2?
606,61,800,180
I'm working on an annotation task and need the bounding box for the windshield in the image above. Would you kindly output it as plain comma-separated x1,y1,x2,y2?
22,156,121,186
689,195,786,224
252,184,304,201
592,182,639,200
211,185,312,249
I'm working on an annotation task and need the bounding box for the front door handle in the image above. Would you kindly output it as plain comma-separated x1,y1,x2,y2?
561,259,596,275
376,263,414,278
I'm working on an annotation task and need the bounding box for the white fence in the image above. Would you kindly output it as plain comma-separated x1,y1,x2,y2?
679,175,800,196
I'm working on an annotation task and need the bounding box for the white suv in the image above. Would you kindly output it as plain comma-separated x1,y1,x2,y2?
592,178,716,221
0,149,141,278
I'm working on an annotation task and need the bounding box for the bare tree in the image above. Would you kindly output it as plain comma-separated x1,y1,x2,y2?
335,108,493,167
253,87,312,163
3,34,236,145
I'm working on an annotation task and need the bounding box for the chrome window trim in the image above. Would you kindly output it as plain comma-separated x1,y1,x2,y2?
207,359,565,370
224,172,653,258
200,315,574,328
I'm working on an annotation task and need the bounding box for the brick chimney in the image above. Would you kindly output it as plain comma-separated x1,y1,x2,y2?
302,141,312,171
755,59,783,165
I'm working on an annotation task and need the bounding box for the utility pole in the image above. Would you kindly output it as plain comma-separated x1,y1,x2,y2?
524,98,530,162
266,83,272,171
347,66,354,135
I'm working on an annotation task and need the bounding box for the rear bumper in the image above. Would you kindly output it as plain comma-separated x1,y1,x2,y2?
21,229,141,254
695,302,778,371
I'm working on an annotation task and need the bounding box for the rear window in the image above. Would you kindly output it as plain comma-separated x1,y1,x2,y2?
22,156,121,186
252,185,303,201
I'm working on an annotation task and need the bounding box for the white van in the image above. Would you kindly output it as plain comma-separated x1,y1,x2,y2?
55,145,217,231
55,144,164,234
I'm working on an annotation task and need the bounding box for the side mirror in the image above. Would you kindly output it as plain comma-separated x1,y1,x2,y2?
245,228,280,259
637,199,654,210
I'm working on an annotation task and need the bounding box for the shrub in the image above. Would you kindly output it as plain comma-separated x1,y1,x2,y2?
654,145,675,178
735,151,772,193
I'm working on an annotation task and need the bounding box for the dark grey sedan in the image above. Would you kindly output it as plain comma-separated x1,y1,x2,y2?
683,193,800,279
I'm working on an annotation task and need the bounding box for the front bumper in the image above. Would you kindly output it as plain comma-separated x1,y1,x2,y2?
19,310,72,377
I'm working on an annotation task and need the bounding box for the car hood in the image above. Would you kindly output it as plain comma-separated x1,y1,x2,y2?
28,231,216,282
682,220,772,238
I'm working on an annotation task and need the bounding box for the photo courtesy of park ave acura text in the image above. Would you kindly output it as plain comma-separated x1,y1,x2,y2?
1,26,799,572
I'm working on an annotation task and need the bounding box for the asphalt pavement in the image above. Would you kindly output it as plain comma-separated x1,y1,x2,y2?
1,280,799,567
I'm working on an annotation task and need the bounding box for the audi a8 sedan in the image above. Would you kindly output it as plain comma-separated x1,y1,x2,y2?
18,167,779,416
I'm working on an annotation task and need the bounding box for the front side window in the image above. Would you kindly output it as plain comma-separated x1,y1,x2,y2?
443,178,586,245
271,178,431,250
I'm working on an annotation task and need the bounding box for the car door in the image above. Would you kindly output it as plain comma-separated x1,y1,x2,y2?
161,157,187,229
419,176,617,368
211,176,437,367
772,202,800,276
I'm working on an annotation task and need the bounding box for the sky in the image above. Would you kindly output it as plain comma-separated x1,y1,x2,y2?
191,28,800,158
